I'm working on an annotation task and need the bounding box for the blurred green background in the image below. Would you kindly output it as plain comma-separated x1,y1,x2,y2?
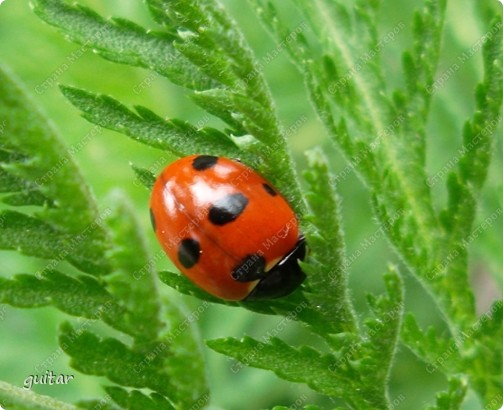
0,0,502,408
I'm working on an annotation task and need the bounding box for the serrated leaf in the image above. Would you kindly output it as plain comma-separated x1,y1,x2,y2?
161,302,209,408
425,377,467,410
159,270,233,305
190,89,248,134
0,270,131,330
59,323,176,401
104,387,175,410
145,0,264,96
36,0,305,212
230,93,279,144
0,211,110,275
144,0,285,143
131,165,156,190
208,336,387,408
409,0,447,103
59,86,241,158
175,40,239,88
0,66,110,275
474,300,503,340
75,397,121,410
302,148,356,337
0,165,50,207
145,0,205,29
458,17,503,191
32,0,217,90
401,313,459,374
33,0,286,153
208,336,344,396
361,267,404,387
103,191,163,342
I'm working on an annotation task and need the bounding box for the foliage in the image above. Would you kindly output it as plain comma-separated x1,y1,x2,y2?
0,0,502,409
0,67,207,409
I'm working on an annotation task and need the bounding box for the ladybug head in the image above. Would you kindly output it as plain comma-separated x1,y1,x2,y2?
244,236,306,300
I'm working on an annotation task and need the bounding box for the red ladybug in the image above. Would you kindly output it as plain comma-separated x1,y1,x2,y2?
149,155,306,301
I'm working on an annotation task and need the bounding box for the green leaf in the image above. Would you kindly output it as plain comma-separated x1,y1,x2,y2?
437,20,503,309
401,313,459,374
33,0,286,145
0,66,110,275
175,40,240,88
0,211,110,275
104,387,175,410
229,93,279,144
0,67,211,405
0,270,130,329
145,0,240,90
425,377,467,410
159,270,230,303
59,323,176,401
447,16,503,246
161,302,209,408
253,8,503,409
361,267,404,390
0,154,50,206
0,67,106,236
302,148,356,337
0,380,78,410
433,16,503,405
462,301,503,408
406,0,447,111
207,336,344,397
208,336,386,408
190,89,248,134
131,165,156,190
75,396,120,410
32,0,217,90
145,0,273,107
59,86,241,158
103,191,163,342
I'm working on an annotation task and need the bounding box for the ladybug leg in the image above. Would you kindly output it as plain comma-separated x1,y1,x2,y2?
231,254,267,282
244,237,306,300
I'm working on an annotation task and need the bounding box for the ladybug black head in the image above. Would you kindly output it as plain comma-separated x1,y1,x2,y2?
244,236,306,300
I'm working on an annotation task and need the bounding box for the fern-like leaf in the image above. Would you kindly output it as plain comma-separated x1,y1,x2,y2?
59,86,242,159
32,0,217,90
0,64,209,409
104,387,175,410
0,67,110,276
425,378,467,410
302,148,357,337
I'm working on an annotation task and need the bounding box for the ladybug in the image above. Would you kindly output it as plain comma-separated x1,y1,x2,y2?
149,155,306,301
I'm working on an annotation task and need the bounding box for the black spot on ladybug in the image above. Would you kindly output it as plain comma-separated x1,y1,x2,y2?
262,183,277,196
178,238,201,269
192,155,218,171
231,253,266,282
149,208,156,231
208,193,248,225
